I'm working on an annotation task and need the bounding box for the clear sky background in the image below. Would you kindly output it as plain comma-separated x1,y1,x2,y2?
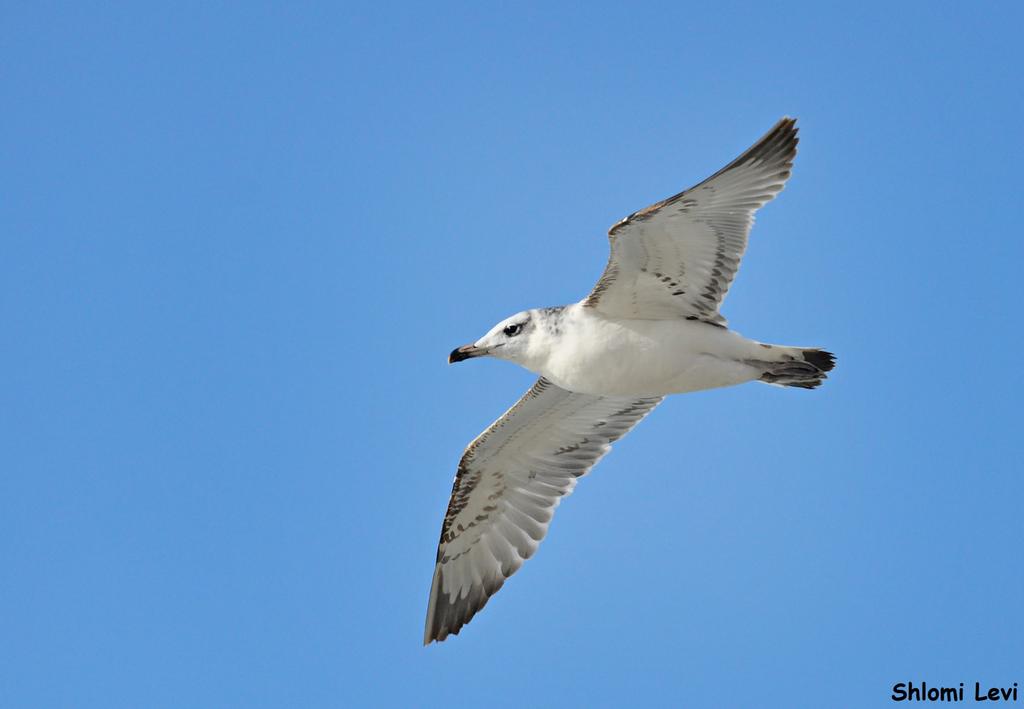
3,2,1022,707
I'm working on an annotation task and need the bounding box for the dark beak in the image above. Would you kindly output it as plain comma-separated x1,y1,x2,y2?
449,344,486,364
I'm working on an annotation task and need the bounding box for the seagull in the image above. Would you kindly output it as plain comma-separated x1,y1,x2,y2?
424,117,835,644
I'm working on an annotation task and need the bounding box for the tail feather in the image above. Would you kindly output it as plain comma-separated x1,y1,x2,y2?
801,349,836,373
758,348,836,389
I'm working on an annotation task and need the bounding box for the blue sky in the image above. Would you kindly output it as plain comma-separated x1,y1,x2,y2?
3,2,1022,707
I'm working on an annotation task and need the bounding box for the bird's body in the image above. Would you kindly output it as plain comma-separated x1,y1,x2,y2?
424,117,836,644
516,304,800,397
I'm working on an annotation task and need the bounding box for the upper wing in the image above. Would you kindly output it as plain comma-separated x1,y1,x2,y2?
584,117,799,324
424,377,661,644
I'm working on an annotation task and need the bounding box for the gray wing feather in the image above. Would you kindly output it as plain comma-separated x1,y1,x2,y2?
585,117,799,324
424,378,661,644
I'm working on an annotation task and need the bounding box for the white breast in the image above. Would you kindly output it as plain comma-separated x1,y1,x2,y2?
537,308,763,397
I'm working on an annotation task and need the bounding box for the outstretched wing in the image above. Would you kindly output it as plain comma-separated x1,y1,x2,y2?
584,117,799,325
424,378,661,643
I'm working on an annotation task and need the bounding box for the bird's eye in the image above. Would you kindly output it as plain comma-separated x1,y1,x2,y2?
503,323,522,337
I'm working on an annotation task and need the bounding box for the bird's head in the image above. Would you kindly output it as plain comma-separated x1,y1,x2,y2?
449,310,538,366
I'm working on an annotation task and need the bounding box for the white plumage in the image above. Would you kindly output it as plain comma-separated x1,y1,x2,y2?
425,117,835,644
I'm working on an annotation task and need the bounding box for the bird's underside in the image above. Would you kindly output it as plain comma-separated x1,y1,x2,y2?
527,310,834,398
424,117,835,644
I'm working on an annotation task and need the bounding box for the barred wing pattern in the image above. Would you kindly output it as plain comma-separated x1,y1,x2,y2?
585,117,799,324
424,378,662,643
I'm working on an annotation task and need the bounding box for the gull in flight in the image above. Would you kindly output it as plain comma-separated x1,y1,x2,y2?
425,117,835,644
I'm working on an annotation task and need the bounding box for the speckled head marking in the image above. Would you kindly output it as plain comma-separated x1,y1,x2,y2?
536,306,567,335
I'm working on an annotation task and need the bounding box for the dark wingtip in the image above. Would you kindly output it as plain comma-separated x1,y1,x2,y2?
424,562,507,645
